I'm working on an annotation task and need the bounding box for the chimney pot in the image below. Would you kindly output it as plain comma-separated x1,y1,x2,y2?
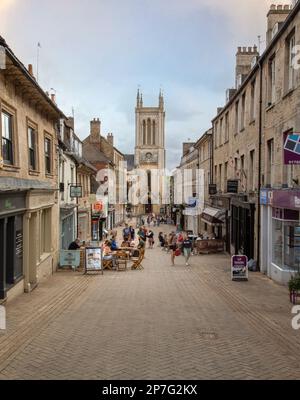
28,64,33,76
51,94,56,103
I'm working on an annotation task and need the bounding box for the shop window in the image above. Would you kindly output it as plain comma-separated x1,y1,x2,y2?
41,208,51,254
272,218,300,271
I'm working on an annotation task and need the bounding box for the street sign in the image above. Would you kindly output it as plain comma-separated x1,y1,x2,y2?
70,185,82,198
231,255,248,281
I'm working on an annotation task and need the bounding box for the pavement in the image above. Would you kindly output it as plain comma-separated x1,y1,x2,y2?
0,222,300,380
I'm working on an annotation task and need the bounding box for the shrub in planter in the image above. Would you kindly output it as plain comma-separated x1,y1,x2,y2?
288,274,300,304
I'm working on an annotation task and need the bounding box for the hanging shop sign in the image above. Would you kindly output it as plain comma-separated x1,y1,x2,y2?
231,255,248,281
227,180,239,194
70,185,82,198
85,247,103,274
284,134,300,165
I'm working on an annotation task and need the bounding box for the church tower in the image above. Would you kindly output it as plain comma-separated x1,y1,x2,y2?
135,89,165,169
134,90,166,214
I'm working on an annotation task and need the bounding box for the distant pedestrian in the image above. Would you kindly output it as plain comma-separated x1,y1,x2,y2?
123,224,131,241
129,225,135,240
169,232,177,266
147,230,154,249
182,234,192,266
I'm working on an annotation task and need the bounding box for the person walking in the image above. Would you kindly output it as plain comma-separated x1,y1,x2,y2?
182,233,193,266
169,232,177,266
129,225,135,241
147,230,154,249
123,224,131,242
137,227,146,242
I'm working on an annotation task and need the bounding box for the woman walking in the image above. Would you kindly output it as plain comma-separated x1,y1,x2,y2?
182,233,193,266
169,232,177,266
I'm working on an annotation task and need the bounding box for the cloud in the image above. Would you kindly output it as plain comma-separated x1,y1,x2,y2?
0,0,15,10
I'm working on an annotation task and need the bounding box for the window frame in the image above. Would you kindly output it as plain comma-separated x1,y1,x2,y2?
44,133,53,176
268,54,276,105
27,119,39,173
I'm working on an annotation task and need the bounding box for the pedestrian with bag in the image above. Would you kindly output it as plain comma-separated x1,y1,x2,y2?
147,229,154,249
169,232,177,266
182,233,193,266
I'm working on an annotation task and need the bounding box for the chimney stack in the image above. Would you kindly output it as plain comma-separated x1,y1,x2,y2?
90,118,101,143
107,133,114,146
266,4,291,45
51,93,56,104
28,64,34,77
235,46,259,88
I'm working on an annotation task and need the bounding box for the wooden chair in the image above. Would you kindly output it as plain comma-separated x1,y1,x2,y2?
131,248,145,270
115,250,128,271
103,258,113,270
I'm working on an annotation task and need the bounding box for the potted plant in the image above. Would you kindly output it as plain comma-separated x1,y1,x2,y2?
288,274,300,304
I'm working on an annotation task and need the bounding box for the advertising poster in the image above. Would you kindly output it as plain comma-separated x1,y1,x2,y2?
231,255,248,281
85,247,103,273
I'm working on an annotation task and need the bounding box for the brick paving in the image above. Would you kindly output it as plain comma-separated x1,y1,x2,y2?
0,223,300,380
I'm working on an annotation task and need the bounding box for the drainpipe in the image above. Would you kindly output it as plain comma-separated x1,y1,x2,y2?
257,60,263,272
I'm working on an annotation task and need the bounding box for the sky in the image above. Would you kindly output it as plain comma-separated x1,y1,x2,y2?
0,0,292,169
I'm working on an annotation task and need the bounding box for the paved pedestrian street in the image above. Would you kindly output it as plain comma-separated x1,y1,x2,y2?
0,225,300,380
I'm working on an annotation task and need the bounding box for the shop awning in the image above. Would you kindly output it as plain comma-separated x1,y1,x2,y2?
201,207,226,225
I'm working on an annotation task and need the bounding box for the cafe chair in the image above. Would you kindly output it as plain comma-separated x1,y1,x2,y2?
131,248,145,270
103,259,113,270
115,250,128,271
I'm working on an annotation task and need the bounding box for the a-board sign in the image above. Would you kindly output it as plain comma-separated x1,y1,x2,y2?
85,247,103,274
231,255,248,281
60,250,81,267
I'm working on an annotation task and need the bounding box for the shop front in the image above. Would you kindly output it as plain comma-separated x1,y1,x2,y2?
231,197,255,261
200,206,226,239
261,189,300,284
209,194,231,253
0,192,26,300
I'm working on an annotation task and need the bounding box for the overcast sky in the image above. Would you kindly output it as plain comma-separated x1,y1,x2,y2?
0,0,291,169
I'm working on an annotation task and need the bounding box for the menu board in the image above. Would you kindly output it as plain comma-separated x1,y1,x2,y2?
231,255,248,281
85,247,103,273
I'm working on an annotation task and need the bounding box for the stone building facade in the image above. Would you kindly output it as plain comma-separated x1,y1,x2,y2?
134,91,166,215
82,118,126,237
0,36,63,301
210,3,300,283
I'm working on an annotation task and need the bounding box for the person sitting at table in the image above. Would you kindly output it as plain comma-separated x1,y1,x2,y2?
102,240,116,268
110,236,119,251
158,232,165,247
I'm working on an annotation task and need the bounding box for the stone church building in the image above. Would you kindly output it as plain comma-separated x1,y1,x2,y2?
129,90,166,215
